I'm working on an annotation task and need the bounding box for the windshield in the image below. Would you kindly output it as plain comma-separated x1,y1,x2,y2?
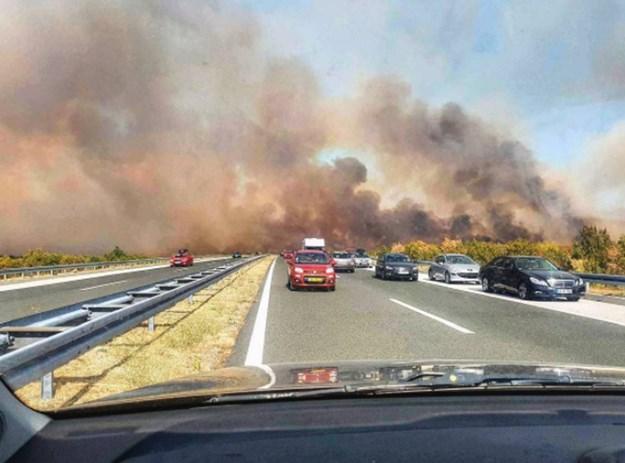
3,1,625,414
446,255,474,265
296,253,329,264
515,258,558,271
333,253,352,259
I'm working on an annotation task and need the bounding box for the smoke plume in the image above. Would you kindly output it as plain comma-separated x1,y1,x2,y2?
0,1,587,254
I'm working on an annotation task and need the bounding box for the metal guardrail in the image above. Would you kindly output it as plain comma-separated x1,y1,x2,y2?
0,258,170,279
0,256,262,395
573,272,625,286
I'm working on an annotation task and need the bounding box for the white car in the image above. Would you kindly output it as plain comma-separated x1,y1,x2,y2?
428,254,480,284
353,254,371,268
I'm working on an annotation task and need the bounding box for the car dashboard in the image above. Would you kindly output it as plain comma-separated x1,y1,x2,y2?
7,390,625,462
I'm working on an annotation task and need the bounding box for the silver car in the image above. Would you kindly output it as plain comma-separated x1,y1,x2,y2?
428,254,481,284
332,252,356,272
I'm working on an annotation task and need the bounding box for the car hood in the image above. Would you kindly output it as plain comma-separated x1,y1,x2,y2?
78,360,625,409
447,263,480,272
334,258,353,263
295,263,331,272
523,270,576,280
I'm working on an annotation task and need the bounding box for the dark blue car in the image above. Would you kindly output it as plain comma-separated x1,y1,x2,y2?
479,256,585,301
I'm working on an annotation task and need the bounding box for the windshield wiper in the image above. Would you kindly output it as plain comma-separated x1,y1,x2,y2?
471,376,625,388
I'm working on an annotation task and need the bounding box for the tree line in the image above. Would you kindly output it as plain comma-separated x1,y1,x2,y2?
0,246,147,269
373,226,625,274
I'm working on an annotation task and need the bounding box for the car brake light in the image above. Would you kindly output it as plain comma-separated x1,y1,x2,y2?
294,267,304,273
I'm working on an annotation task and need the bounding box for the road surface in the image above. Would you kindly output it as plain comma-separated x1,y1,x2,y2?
237,257,625,367
0,258,233,323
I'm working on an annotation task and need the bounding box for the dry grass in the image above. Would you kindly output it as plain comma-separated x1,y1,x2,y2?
588,283,625,298
15,256,273,411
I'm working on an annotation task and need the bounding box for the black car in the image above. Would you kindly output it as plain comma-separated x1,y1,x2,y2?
375,253,418,281
479,256,585,301
232,252,242,258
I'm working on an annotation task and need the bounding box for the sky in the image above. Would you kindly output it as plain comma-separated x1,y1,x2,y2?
2,0,625,254
236,0,625,166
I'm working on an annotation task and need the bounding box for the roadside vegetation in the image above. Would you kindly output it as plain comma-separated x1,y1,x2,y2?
0,246,147,269
16,256,272,410
372,226,625,275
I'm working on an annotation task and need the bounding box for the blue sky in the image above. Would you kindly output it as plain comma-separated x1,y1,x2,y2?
235,0,625,168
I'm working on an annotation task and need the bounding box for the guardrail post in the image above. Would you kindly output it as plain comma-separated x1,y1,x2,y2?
147,316,155,333
41,372,54,400
585,282,590,293
187,295,194,305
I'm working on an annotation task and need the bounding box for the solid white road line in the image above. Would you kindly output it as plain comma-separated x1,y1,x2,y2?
245,258,277,366
0,265,167,293
419,273,625,329
389,298,475,334
0,257,222,293
79,280,128,291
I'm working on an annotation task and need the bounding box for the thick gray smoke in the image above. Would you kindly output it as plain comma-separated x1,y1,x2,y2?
0,1,586,254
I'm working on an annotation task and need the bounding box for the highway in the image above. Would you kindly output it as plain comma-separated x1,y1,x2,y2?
237,257,625,367
0,259,232,324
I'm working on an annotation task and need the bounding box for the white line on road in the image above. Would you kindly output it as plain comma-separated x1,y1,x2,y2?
418,273,625,329
245,258,277,366
79,280,128,291
389,298,475,334
0,257,222,293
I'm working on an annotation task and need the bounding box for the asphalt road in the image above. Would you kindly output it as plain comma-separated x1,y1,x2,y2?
0,259,233,323
247,258,625,367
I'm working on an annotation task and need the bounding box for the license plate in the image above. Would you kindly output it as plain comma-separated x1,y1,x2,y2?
557,289,573,294
305,277,324,283
397,269,409,274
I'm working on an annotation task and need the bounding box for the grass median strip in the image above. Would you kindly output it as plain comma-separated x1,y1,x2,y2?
15,256,274,411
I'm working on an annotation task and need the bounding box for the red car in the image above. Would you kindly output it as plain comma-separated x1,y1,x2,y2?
170,249,194,267
287,250,336,291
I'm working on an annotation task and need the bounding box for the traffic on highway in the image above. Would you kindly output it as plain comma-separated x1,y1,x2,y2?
5,1,625,461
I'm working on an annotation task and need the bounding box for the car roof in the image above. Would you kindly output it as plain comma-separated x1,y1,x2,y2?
508,255,547,259
296,249,326,254
442,253,468,257
385,253,407,257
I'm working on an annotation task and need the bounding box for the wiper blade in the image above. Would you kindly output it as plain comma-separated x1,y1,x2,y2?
473,376,625,388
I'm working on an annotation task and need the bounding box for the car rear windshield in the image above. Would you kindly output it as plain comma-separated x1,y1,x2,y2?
515,257,558,271
386,255,409,263
446,255,474,264
296,253,329,264
333,253,352,258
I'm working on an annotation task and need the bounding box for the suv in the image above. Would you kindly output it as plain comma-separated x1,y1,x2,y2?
170,249,194,267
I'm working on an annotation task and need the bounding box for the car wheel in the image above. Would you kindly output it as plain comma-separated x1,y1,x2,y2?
481,277,492,292
444,271,451,284
567,296,580,302
518,283,530,300
382,272,388,280
330,285,336,291
428,268,435,280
